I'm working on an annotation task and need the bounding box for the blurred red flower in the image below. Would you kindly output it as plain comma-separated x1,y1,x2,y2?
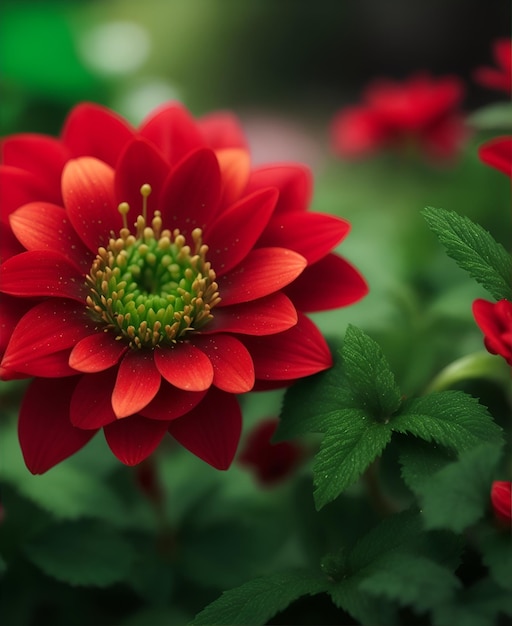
478,136,512,177
330,73,468,162
472,299,512,366
490,481,512,527
0,102,368,474
237,418,304,486
474,39,512,94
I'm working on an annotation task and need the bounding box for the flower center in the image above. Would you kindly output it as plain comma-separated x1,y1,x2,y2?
86,184,220,348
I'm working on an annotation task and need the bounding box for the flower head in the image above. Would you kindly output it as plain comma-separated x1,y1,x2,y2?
330,73,468,162
474,39,512,94
472,299,512,366
478,136,512,178
237,418,304,486
0,102,368,474
490,481,512,527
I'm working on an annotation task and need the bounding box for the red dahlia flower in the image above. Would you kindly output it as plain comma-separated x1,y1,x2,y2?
478,136,512,178
490,481,512,527
0,102,368,474
237,418,304,486
472,299,512,366
474,39,512,94
330,73,468,162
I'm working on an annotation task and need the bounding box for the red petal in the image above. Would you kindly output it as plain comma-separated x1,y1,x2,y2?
0,250,87,301
205,188,278,275
140,380,207,421
259,213,351,265
193,334,255,393
139,103,204,166
478,137,512,177
245,165,312,214
242,313,332,380
61,103,135,166
217,247,306,306
0,295,34,354
215,149,251,207
114,138,170,214
168,387,242,470
70,369,118,429
331,107,389,158
154,342,214,391
0,166,59,220
103,415,169,466
62,157,120,252
111,350,161,418
285,253,369,312
19,377,96,474
197,111,248,150
13,349,79,378
205,292,298,336
69,333,127,373
158,148,221,238
1,300,93,375
2,134,70,200
0,229,25,264
9,202,93,271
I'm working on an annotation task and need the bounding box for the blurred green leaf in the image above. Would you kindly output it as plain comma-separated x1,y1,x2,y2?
123,607,191,626
399,439,455,494
23,521,135,587
475,525,512,591
433,578,512,626
422,207,512,301
391,392,503,453
360,552,461,612
468,103,512,130
190,569,331,626
416,444,503,533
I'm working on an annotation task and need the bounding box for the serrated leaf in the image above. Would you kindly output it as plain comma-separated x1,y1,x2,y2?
391,391,503,453
433,578,512,626
330,575,398,626
313,412,392,509
190,569,331,626
360,552,461,612
475,526,512,591
422,207,512,301
340,325,402,419
23,521,136,587
417,443,503,532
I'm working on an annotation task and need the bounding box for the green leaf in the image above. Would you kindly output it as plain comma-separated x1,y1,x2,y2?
399,438,456,494
421,207,512,301
433,578,512,626
475,525,512,590
330,576,397,626
190,569,331,626
360,552,461,613
468,102,512,130
392,391,503,454
23,521,136,587
339,325,402,419
312,412,392,509
417,443,503,532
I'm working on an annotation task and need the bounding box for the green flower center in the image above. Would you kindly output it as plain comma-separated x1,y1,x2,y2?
86,184,220,348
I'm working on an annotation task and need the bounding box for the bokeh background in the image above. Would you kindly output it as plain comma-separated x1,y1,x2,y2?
0,2,511,625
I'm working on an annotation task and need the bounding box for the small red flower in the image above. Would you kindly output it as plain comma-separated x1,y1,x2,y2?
0,102,368,474
490,481,512,527
478,136,512,177
237,418,303,486
474,39,512,94
472,299,512,366
331,73,468,162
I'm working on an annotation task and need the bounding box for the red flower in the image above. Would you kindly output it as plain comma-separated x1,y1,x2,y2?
490,481,512,527
237,418,304,486
0,102,368,474
472,299,512,366
331,73,468,162
478,136,512,177
474,39,512,94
